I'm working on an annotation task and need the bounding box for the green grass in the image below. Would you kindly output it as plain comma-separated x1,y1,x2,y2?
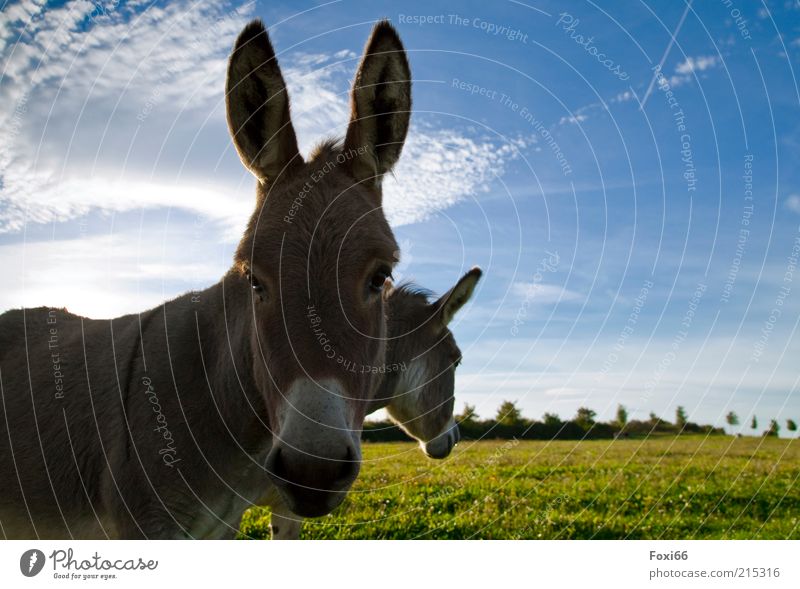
239,436,800,539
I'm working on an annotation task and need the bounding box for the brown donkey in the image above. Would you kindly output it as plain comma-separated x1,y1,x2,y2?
266,268,482,539
0,19,411,538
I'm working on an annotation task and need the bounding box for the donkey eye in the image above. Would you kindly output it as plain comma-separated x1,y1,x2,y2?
245,270,265,299
369,267,392,293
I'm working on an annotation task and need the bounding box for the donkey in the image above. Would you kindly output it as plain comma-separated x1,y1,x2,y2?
266,267,482,539
0,19,412,539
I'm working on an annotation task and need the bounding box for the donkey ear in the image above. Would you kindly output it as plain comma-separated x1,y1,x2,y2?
226,20,302,183
342,20,411,193
434,267,482,328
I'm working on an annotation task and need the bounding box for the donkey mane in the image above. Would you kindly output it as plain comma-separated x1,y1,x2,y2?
307,138,343,162
395,281,434,299
392,282,435,306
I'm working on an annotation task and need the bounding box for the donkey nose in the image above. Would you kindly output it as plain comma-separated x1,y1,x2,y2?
266,442,358,490
267,377,363,516
265,442,359,517
423,422,459,459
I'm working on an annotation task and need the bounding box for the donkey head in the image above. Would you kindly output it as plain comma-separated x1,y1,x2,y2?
375,267,481,459
226,20,410,517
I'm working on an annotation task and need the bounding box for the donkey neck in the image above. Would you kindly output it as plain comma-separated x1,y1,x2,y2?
366,288,430,413
366,337,408,414
168,273,271,454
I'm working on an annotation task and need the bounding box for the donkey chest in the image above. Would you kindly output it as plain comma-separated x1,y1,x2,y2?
185,451,272,539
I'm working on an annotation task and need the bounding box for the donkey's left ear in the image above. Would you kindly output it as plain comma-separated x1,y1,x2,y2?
342,20,411,194
226,20,302,183
434,267,482,328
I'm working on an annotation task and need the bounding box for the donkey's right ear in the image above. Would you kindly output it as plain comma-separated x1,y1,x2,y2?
342,20,411,194
434,267,482,328
226,20,302,183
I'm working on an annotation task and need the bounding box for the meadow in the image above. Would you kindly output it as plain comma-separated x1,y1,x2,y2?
239,436,799,539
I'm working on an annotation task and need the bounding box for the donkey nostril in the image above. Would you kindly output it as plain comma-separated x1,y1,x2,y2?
338,445,358,482
266,442,359,492
267,447,287,480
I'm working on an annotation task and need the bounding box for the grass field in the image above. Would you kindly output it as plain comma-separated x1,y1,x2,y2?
239,436,800,539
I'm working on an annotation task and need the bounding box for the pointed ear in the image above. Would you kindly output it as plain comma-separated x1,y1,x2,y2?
342,20,411,194
434,267,482,328
226,20,303,183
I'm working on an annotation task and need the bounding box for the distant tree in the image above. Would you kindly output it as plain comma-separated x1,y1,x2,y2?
456,403,478,424
725,411,739,427
764,419,780,437
574,407,597,430
751,415,758,431
649,412,661,426
496,400,524,426
675,406,688,428
615,404,629,428
788,419,798,434
543,412,563,427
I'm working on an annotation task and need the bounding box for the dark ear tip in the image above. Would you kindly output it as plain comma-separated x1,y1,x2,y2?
468,266,483,280
234,19,267,51
368,19,405,51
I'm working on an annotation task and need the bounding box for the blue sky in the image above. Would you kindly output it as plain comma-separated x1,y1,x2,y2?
2,0,800,433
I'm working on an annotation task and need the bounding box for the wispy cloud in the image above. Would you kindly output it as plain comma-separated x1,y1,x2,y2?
0,0,256,233
559,113,588,125
0,221,227,317
674,55,719,75
0,0,527,234
784,194,800,214
510,281,582,304
386,130,528,226
669,54,720,86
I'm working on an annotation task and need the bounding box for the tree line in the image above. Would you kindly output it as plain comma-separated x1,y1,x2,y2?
724,411,796,438
362,402,798,442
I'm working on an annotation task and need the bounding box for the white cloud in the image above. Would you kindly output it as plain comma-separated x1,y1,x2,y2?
784,194,800,214
613,90,634,103
1,1,254,112
669,55,720,87
0,0,256,233
511,282,582,304
0,0,526,234
559,114,588,125
544,387,583,396
385,130,528,226
674,55,719,74
0,224,230,318
0,174,252,235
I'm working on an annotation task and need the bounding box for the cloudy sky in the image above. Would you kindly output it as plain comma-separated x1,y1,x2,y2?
2,0,800,432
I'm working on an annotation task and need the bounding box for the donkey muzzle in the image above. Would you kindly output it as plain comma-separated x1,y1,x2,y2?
423,419,460,459
266,378,362,517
